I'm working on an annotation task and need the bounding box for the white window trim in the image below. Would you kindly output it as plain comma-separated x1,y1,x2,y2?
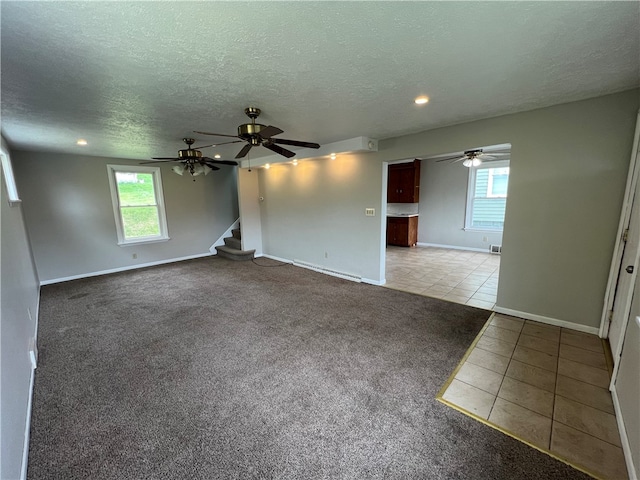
107,164,170,246
464,160,510,232
0,137,21,205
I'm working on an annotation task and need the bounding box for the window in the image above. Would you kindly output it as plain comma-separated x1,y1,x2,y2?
107,165,169,245
465,160,510,231
0,137,21,204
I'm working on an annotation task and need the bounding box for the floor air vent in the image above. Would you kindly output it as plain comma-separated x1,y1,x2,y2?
293,260,362,282
490,245,502,254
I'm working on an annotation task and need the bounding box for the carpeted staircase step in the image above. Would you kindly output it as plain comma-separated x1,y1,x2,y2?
231,229,241,240
215,245,255,261
224,236,242,250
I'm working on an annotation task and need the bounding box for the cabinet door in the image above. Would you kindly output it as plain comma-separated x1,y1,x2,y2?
387,160,420,203
395,218,409,246
387,168,401,203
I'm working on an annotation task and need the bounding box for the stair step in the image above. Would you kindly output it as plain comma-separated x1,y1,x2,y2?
215,245,255,261
231,228,241,240
224,236,242,250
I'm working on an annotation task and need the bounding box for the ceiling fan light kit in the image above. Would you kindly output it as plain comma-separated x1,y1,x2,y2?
142,137,239,180
436,148,510,167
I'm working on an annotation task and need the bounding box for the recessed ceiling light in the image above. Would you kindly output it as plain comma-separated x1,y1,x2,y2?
214,154,221,159
76,139,88,145
414,96,429,105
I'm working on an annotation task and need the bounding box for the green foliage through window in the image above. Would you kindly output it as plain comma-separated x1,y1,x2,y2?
115,173,160,238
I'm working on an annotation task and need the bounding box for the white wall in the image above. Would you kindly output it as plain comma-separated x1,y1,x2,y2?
1,148,40,479
258,89,639,329
12,151,239,282
418,159,503,250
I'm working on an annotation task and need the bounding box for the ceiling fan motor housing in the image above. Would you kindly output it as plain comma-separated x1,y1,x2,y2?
178,149,203,160
238,123,267,144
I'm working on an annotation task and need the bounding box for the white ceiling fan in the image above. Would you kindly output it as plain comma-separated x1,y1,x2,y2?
436,149,510,167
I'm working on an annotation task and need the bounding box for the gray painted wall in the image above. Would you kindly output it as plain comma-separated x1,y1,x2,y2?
258,156,384,282
1,151,40,479
13,151,239,282
418,159,504,249
258,89,639,329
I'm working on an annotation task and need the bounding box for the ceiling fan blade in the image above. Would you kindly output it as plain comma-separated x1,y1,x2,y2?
193,140,243,149
273,138,320,149
193,131,240,138
141,159,178,164
235,144,253,159
264,142,295,158
435,156,465,163
203,163,221,171
202,157,239,166
258,125,284,139
150,157,180,160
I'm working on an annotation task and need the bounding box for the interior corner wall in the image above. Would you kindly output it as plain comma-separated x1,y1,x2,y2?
380,89,640,329
1,154,40,479
418,160,503,250
237,168,263,255
12,151,239,283
258,155,384,282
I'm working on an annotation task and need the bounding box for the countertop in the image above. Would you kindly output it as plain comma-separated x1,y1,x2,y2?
386,213,419,217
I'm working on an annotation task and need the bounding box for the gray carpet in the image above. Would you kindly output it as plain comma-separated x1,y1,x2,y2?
28,256,590,479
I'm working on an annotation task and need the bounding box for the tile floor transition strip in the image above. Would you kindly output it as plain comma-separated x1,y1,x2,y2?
436,313,627,480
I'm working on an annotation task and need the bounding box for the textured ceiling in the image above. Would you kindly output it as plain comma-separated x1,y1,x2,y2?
1,1,639,162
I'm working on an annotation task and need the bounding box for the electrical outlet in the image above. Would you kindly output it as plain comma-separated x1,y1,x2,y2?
483,236,489,242
325,252,328,258
132,253,137,259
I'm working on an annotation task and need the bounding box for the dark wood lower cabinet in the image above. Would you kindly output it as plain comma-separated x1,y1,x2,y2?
386,216,418,247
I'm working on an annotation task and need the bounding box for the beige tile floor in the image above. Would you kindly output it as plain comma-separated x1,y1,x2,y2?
439,313,628,480
384,246,500,309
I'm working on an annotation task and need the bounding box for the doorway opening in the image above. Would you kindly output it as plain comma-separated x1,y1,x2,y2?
382,144,511,310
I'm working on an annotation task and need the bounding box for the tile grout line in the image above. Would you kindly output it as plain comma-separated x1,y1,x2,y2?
485,320,524,423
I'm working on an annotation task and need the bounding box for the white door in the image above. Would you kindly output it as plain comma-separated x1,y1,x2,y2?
609,176,640,364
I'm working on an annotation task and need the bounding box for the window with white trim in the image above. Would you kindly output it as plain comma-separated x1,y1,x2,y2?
0,139,21,203
107,165,169,245
465,160,510,231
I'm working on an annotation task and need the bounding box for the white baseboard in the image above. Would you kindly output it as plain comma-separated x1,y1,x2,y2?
260,253,381,284
416,242,490,253
40,252,214,286
293,259,362,283
259,254,293,264
611,383,638,480
20,367,35,480
494,306,599,335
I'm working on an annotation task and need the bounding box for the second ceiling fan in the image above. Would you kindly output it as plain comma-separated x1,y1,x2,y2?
436,149,510,167
195,107,320,159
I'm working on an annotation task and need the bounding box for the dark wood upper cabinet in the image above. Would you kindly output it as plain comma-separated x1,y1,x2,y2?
387,159,421,203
